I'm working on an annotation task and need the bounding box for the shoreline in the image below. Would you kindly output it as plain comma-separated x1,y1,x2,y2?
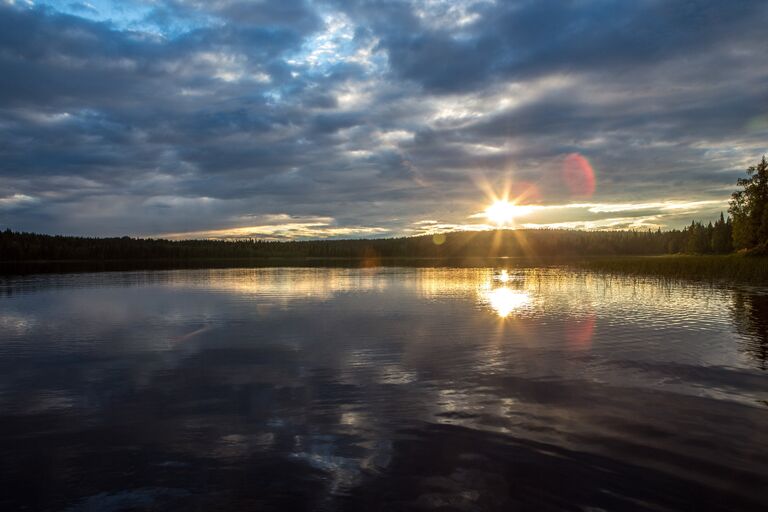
2,254,768,283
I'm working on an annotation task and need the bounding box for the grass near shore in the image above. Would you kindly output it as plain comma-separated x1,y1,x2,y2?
570,254,768,283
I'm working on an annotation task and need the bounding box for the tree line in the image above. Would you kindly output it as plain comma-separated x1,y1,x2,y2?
0,156,765,262
0,223,734,261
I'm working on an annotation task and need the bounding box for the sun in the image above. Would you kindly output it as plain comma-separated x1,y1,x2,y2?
485,200,517,226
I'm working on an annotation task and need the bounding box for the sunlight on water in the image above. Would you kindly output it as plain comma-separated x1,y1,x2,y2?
481,286,530,318
0,266,767,511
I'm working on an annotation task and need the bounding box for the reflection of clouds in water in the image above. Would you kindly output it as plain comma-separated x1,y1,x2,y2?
17,389,78,414
169,268,390,305
377,364,417,385
291,434,393,497
339,411,366,426
211,433,276,459
416,268,499,299
434,388,487,421
0,311,35,337
292,439,361,494
2,268,768,510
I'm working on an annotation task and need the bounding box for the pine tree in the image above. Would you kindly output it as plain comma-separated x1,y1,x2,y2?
711,212,733,253
685,221,710,254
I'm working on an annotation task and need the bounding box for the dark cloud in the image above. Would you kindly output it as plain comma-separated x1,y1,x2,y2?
359,0,767,93
0,0,766,236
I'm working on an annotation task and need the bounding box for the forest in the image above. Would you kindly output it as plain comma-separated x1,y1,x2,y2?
0,218,733,262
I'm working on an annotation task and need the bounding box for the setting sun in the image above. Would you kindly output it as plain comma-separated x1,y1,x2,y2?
485,200,518,226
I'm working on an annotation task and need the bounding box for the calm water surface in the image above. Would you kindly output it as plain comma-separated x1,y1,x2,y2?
1,267,767,511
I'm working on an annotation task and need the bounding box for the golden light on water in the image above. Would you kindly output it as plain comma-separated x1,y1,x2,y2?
484,286,530,318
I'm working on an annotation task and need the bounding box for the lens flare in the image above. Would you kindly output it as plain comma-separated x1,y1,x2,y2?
563,153,596,198
565,315,596,350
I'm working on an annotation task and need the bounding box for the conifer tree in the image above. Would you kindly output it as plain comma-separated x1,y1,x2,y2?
711,212,733,253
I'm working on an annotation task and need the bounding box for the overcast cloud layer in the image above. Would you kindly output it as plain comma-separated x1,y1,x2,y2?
1,0,767,238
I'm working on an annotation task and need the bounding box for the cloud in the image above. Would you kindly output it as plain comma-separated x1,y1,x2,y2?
159,214,390,240
0,193,37,210
421,199,732,234
0,1,765,237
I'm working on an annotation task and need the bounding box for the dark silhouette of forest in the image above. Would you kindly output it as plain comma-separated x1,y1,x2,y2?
0,222,733,262
2,156,766,262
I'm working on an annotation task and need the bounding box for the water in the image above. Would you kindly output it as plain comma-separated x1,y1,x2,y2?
1,267,767,511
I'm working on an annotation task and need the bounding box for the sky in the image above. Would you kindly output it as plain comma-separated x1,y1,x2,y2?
0,0,767,239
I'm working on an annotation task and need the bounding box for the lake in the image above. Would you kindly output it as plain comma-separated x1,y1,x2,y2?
1,266,767,511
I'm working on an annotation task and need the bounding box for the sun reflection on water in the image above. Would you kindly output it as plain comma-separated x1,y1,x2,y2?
483,286,531,318
496,269,510,283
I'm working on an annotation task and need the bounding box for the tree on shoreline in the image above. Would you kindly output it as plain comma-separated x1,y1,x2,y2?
681,214,732,254
730,156,768,251
711,213,733,253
